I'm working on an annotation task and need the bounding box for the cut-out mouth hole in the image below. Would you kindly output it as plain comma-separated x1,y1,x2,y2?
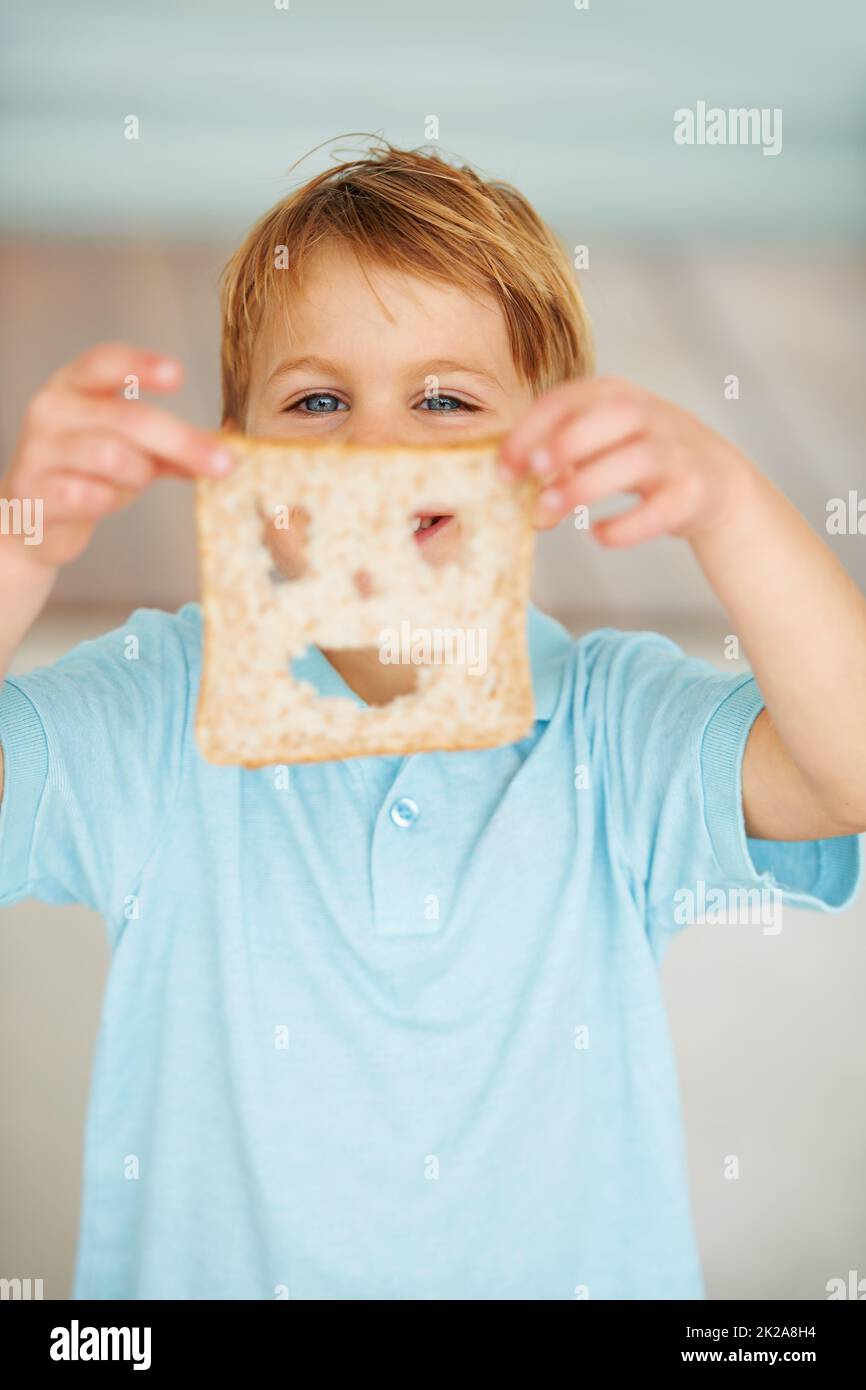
259,500,310,582
411,511,462,566
291,646,419,707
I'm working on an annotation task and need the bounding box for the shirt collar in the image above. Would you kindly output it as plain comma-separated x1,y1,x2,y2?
290,602,571,724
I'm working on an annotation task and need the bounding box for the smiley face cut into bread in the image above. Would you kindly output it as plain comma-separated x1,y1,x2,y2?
195,432,539,766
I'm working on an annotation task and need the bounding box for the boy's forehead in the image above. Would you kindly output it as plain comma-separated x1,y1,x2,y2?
251,243,513,378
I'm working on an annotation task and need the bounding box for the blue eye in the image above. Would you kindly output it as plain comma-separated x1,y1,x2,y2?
293,393,347,413
419,394,471,412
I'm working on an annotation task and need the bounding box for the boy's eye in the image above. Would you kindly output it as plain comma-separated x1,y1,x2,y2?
283,391,477,415
417,394,475,412
288,392,348,414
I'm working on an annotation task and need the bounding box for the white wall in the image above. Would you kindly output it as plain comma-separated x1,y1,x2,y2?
3,0,865,239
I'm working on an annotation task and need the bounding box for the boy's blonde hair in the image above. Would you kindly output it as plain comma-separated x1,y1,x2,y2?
219,141,594,426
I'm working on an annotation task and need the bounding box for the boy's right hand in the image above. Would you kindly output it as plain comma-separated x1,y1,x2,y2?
2,342,234,569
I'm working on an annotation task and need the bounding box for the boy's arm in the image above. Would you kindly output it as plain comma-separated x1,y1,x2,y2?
689,463,866,839
0,551,57,802
501,376,866,842
0,342,232,805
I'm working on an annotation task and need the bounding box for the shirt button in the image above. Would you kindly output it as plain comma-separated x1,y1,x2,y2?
390,797,420,828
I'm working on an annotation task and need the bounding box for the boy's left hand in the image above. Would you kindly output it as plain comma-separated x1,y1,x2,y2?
500,374,866,842
500,376,751,544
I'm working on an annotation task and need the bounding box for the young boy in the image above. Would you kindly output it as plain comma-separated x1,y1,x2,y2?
0,145,863,1301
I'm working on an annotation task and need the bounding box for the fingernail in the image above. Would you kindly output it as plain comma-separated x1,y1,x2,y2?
530,447,552,476
541,487,563,510
153,358,180,383
210,449,233,474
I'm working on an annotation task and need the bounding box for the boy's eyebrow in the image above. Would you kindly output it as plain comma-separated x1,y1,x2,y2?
266,354,504,391
266,355,343,386
415,359,504,390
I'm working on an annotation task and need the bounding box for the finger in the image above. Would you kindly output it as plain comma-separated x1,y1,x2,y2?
500,380,592,475
53,431,158,491
500,376,629,473
154,458,202,480
592,490,679,547
533,400,647,481
42,471,131,521
51,342,184,396
533,477,583,530
533,486,569,530
34,394,231,477
558,440,659,506
530,440,655,530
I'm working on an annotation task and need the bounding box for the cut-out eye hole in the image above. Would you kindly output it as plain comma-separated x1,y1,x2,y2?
258,500,310,582
409,510,464,567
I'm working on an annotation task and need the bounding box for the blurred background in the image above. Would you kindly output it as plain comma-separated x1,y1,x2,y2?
1,0,864,1299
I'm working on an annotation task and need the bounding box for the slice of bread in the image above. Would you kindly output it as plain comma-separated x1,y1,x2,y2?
195,432,539,766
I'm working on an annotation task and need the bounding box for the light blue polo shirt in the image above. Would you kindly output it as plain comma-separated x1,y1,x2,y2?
0,602,860,1299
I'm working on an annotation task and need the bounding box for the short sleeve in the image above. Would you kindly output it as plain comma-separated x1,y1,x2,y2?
0,605,198,921
583,630,862,936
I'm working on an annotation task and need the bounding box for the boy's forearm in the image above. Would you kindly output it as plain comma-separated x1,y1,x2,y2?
689,460,866,828
0,542,57,684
